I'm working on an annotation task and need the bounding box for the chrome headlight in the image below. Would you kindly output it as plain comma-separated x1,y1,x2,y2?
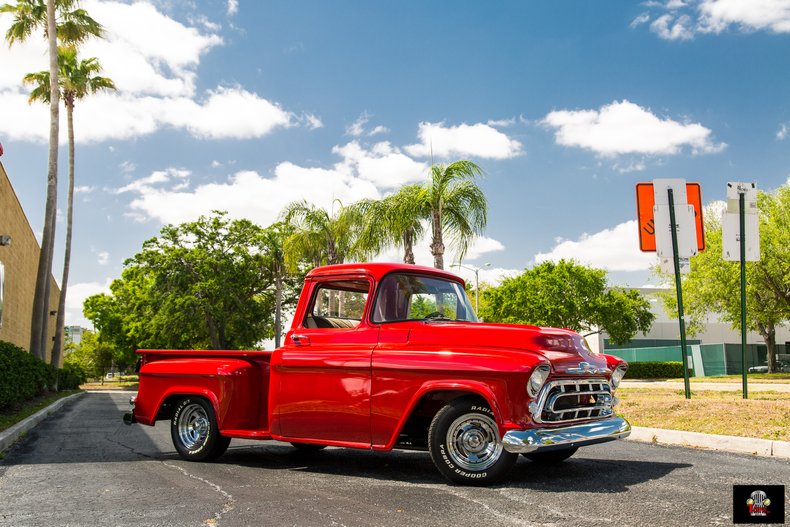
611,364,627,390
527,364,551,397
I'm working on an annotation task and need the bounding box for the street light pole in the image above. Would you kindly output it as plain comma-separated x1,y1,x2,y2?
451,263,491,312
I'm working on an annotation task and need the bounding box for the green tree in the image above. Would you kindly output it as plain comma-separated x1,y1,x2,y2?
353,184,426,264
282,200,364,268
657,186,790,372
24,45,115,366
479,260,655,345
63,330,112,382
84,213,277,352
1,0,104,361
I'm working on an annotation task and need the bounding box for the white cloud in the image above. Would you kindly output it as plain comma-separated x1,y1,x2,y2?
0,1,307,144
698,0,790,34
332,141,427,189
116,167,190,194
227,0,239,16
777,123,788,140
630,13,652,28
74,185,96,194
638,0,790,40
534,220,658,272
97,251,110,265
124,165,381,227
346,113,370,137
368,125,389,136
65,279,112,326
651,13,695,40
0,87,295,143
542,100,725,157
405,121,523,160
302,113,324,130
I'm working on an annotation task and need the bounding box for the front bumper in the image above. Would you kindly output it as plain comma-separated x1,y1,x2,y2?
501,416,631,453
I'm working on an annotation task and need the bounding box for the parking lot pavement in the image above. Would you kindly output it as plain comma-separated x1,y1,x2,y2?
1,392,788,527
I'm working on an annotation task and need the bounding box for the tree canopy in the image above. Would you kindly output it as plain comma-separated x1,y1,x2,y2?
479,260,655,345
83,212,302,355
657,185,790,372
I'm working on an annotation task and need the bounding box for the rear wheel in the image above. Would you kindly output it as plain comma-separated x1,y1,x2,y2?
171,397,230,461
523,447,577,464
428,397,517,485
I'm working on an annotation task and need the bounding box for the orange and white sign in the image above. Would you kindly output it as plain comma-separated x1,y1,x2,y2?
636,182,705,253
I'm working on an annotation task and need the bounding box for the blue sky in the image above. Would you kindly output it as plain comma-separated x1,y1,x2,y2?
1,0,789,327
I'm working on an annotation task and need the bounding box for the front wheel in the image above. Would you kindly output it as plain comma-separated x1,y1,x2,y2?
171,397,230,461
428,398,517,485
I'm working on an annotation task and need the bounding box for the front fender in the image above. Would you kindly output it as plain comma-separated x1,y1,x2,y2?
376,379,505,451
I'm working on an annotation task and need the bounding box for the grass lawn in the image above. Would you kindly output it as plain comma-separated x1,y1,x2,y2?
662,374,790,383
617,388,790,441
0,390,81,433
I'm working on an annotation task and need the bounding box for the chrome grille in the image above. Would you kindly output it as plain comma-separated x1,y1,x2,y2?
532,379,613,424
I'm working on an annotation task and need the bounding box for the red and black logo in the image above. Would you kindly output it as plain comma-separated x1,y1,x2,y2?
733,485,785,524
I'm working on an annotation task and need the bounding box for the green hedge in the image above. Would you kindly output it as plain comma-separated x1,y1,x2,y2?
624,361,689,379
0,340,85,411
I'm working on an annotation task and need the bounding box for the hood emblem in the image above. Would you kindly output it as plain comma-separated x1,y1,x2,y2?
566,362,610,375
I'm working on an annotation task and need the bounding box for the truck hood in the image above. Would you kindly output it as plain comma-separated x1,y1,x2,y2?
398,321,611,374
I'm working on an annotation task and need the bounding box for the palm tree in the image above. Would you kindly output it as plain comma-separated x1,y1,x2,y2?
259,222,292,348
353,184,426,264
24,45,115,366
282,200,363,269
1,0,103,361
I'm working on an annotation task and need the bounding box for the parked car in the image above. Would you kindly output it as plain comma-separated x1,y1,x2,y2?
124,263,631,485
748,361,790,373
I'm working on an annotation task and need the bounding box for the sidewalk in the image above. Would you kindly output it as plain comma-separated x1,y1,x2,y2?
621,380,790,392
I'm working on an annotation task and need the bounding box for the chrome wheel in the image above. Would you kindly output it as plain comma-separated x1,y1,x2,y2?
177,403,209,450
445,413,503,471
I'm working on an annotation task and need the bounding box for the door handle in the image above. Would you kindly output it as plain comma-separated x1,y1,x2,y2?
291,334,311,346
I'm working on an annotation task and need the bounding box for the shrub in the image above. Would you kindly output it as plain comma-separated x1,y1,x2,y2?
624,361,689,379
0,340,84,411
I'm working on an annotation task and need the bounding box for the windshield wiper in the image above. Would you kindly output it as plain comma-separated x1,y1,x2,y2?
422,312,453,322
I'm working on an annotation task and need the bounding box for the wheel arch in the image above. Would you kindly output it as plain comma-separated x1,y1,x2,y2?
380,381,502,451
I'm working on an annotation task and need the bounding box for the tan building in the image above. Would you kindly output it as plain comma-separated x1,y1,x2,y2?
0,160,61,363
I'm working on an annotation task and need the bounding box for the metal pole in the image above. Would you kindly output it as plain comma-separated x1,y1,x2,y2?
474,268,480,313
668,189,691,399
740,192,748,399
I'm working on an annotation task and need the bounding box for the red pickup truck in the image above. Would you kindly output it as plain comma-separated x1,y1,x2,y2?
124,262,630,485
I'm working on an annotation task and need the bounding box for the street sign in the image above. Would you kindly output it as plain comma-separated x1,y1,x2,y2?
636,181,705,252
722,182,760,262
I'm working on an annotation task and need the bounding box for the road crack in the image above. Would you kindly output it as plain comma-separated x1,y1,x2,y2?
163,461,235,526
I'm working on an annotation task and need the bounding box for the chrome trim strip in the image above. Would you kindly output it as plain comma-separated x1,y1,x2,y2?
501,416,631,453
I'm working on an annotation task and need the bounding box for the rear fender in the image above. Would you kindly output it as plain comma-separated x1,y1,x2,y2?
134,358,260,430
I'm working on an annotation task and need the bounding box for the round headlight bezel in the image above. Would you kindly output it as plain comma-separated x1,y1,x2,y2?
527,364,551,398
611,363,627,390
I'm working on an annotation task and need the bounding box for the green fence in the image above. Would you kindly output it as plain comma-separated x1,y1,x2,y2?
605,343,767,377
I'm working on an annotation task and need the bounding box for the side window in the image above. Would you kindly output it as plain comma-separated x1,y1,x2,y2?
305,279,370,329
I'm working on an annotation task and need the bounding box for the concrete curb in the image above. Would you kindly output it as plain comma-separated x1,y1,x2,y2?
0,392,85,454
628,426,790,460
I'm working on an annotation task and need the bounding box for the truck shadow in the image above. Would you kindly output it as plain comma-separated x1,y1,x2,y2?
220,443,691,493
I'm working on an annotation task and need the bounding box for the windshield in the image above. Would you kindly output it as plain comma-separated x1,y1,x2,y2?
372,273,479,323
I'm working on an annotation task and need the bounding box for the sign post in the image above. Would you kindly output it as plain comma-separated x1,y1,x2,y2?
636,179,705,400
666,188,692,400
722,182,759,399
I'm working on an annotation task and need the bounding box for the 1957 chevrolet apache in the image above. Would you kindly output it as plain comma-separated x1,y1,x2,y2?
124,262,631,485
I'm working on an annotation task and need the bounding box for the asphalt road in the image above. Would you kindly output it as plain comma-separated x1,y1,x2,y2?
1,393,788,527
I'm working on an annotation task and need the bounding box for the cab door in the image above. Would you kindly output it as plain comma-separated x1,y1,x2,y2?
273,276,376,446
